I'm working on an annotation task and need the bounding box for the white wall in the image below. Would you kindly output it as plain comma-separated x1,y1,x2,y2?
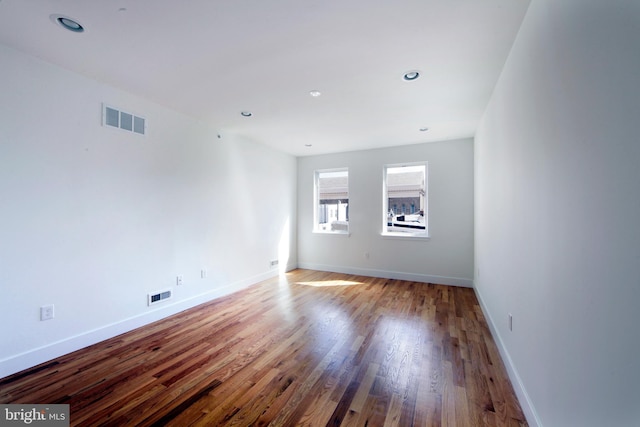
475,1,640,426
298,139,473,286
0,44,297,378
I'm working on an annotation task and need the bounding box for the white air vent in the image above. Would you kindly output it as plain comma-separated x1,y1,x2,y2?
103,104,146,135
148,289,172,306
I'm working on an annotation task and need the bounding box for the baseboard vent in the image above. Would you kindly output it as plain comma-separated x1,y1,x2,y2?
103,103,146,135
148,289,172,306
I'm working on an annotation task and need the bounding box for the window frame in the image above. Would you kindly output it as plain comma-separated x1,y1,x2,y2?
313,167,350,235
382,162,429,239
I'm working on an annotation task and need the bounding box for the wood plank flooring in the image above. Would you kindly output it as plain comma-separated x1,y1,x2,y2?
0,269,528,426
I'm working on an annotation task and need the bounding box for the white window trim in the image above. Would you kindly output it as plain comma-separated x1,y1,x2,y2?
381,232,431,240
312,230,352,237
313,167,349,235
381,161,429,239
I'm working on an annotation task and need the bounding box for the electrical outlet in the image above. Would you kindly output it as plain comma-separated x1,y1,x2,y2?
176,275,183,286
40,305,54,321
201,268,207,279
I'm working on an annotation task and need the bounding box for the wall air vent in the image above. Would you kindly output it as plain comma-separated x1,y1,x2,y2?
148,289,172,306
103,104,146,135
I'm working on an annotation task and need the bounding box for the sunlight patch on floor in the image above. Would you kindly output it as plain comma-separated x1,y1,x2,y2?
295,280,362,287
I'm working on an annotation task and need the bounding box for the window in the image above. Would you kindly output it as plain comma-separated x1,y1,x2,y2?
314,168,349,233
383,163,428,237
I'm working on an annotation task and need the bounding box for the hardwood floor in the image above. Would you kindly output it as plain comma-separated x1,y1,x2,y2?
0,270,527,426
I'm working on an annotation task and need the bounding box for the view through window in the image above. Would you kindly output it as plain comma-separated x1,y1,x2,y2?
384,163,427,236
315,169,349,233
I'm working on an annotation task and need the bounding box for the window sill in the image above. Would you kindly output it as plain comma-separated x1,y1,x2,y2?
313,230,351,237
380,232,430,241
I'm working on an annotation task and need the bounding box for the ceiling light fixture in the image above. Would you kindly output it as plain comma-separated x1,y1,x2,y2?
403,70,420,81
419,127,429,132
309,90,321,97
50,14,84,33
240,111,252,117
305,144,312,147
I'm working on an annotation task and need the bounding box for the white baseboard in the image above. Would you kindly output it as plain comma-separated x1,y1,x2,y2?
0,269,281,379
473,285,542,427
297,262,473,287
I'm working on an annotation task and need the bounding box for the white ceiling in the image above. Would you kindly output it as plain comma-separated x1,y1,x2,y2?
0,0,530,156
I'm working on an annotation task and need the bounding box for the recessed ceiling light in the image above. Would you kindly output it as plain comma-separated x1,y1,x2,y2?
240,111,252,117
419,127,429,132
305,144,312,147
403,70,420,81
50,14,84,33
309,90,321,97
